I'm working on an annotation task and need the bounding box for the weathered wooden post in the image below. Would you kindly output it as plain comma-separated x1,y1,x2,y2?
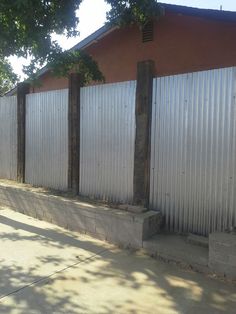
17,82,30,183
68,73,81,194
133,60,154,206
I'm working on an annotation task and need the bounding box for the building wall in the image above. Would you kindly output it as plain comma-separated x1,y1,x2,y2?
32,11,236,93
30,73,68,93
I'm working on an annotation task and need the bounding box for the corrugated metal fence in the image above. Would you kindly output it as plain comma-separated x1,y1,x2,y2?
25,89,68,190
150,67,236,235
2,67,236,235
80,81,136,203
0,96,17,180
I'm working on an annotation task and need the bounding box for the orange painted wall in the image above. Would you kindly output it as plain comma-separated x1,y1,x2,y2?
30,72,68,93
32,11,236,93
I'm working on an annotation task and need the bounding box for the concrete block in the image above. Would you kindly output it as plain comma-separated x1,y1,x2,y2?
142,211,163,239
229,255,236,264
120,220,143,248
143,234,209,274
119,204,148,213
65,214,87,234
0,181,162,249
95,214,112,237
209,232,236,280
187,234,209,248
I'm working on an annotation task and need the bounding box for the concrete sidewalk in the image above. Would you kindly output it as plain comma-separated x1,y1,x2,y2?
0,209,235,314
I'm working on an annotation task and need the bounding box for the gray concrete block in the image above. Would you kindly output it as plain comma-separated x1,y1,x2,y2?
120,220,143,248
0,182,162,249
229,254,236,264
142,211,163,239
64,214,87,234
95,214,112,237
143,234,209,274
209,232,236,280
187,234,209,248
119,204,148,213
209,251,230,264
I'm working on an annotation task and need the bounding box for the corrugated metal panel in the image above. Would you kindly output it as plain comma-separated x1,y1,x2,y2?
25,89,68,190
150,67,236,235
80,81,136,203
0,96,17,180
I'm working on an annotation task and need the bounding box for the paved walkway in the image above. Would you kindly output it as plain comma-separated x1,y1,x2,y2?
0,208,235,314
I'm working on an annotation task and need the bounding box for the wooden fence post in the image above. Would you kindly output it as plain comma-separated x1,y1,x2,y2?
68,73,81,194
133,60,154,206
17,82,30,183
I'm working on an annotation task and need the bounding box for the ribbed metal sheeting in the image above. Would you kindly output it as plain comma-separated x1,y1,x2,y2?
25,89,68,190
0,96,17,180
150,67,236,235
80,81,136,203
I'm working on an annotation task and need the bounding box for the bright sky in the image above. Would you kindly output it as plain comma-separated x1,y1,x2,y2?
9,0,236,79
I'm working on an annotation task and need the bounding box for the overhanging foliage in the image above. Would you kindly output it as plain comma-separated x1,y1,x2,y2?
0,0,162,93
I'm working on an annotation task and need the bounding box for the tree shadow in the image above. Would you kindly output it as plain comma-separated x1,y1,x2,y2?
0,210,235,314
0,264,86,314
0,213,109,254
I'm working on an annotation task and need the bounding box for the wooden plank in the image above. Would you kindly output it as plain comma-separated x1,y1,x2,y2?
68,73,81,194
133,60,154,206
17,83,30,183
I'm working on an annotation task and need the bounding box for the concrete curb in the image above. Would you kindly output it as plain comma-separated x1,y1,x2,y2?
0,182,162,249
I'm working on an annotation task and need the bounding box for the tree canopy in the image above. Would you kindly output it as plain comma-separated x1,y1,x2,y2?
0,0,163,95
106,0,163,27
0,58,18,95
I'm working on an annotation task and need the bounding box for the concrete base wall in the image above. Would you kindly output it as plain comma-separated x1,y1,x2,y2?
0,181,162,249
209,232,236,280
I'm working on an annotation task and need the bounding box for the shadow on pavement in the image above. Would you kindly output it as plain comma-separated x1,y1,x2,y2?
0,210,235,314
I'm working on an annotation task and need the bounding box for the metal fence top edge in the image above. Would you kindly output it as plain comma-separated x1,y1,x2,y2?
26,88,69,99
153,66,236,81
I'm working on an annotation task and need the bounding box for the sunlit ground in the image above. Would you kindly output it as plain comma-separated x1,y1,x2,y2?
0,209,235,314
